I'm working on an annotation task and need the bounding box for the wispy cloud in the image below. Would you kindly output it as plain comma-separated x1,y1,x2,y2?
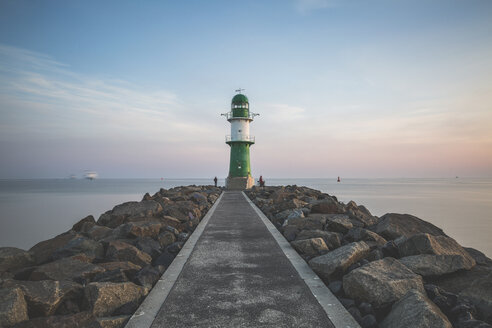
0,44,215,142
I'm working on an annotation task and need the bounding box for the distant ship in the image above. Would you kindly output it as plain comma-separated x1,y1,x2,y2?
84,171,98,180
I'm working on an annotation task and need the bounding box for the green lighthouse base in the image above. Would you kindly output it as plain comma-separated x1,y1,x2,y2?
226,176,255,190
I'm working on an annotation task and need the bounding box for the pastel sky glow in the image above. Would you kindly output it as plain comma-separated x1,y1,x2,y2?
0,0,491,178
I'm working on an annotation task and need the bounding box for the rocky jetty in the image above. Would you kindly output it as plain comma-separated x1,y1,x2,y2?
246,185,492,328
0,185,221,328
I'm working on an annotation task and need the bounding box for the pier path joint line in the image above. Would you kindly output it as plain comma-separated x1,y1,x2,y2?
126,190,360,328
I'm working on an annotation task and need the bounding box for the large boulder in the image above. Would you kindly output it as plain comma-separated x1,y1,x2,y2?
72,215,96,233
345,227,387,246
324,214,353,233
97,262,141,278
105,241,152,267
310,198,344,214
12,311,100,328
308,241,371,280
0,248,34,272
0,287,28,327
157,232,176,248
434,266,492,323
29,257,105,284
296,230,341,249
464,247,492,267
2,280,82,317
284,215,325,231
400,254,475,277
381,290,452,328
134,266,161,289
85,226,113,241
398,233,476,269
345,201,379,227
97,200,163,228
121,222,163,239
29,232,81,265
343,257,425,308
50,237,104,261
163,201,200,222
84,282,147,317
369,213,445,240
290,238,328,257
135,237,162,259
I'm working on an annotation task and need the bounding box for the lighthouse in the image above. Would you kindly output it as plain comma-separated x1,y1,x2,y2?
222,90,259,190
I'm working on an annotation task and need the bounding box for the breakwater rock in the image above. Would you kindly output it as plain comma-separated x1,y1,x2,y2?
0,185,221,328
246,185,492,328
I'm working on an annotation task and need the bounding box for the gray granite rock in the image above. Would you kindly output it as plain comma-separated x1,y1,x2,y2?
343,257,425,308
296,230,341,249
0,247,34,272
398,233,476,270
381,289,452,328
400,254,475,276
2,280,82,317
290,238,329,257
0,287,28,327
84,282,147,317
309,241,371,280
370,213,445,240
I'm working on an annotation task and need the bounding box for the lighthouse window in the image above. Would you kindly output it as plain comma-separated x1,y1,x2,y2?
238,129,242,132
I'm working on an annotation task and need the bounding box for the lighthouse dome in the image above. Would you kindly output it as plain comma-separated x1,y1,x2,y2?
231,94,249,105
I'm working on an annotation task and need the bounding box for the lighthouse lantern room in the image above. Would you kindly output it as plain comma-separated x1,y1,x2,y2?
222,90,258,190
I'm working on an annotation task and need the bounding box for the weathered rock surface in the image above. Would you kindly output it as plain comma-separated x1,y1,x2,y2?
0,287,28,327
296,230,341,249
400,254,475,276
433,266,492,323
381,289,452,328
343,257,425,308
0,248,34,272
284,215,326,231
29,257,105,284
464,248,492,267
134,266,161,288
85,226,112,241
97,200,163,228
122,222,163,239
50,237,104,261
345,201,379,227
2,280,82,317
309,241,371,280
157,231,176,248
29,232,81,265
370,213,445,240
324,214,353,233
135,237,162,259
345,227,387,246
105,241,152,267
12,311,100,328
310,198,344,214
97,262,141,281
290,238,329,257
398,233,476,269
72,215,96,233
84,282,147,317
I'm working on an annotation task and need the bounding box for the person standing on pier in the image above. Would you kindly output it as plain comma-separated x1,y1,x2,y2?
214,176,218,187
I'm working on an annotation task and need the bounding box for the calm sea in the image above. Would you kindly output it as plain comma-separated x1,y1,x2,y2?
0,178,491,258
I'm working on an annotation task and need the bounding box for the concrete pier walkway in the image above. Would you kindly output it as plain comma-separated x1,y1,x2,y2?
126,191,359,328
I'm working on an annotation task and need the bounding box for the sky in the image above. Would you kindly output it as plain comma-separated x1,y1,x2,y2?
0,0,491,179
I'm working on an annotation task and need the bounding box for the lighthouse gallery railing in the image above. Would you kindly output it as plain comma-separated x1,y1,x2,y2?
225,135,255,143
